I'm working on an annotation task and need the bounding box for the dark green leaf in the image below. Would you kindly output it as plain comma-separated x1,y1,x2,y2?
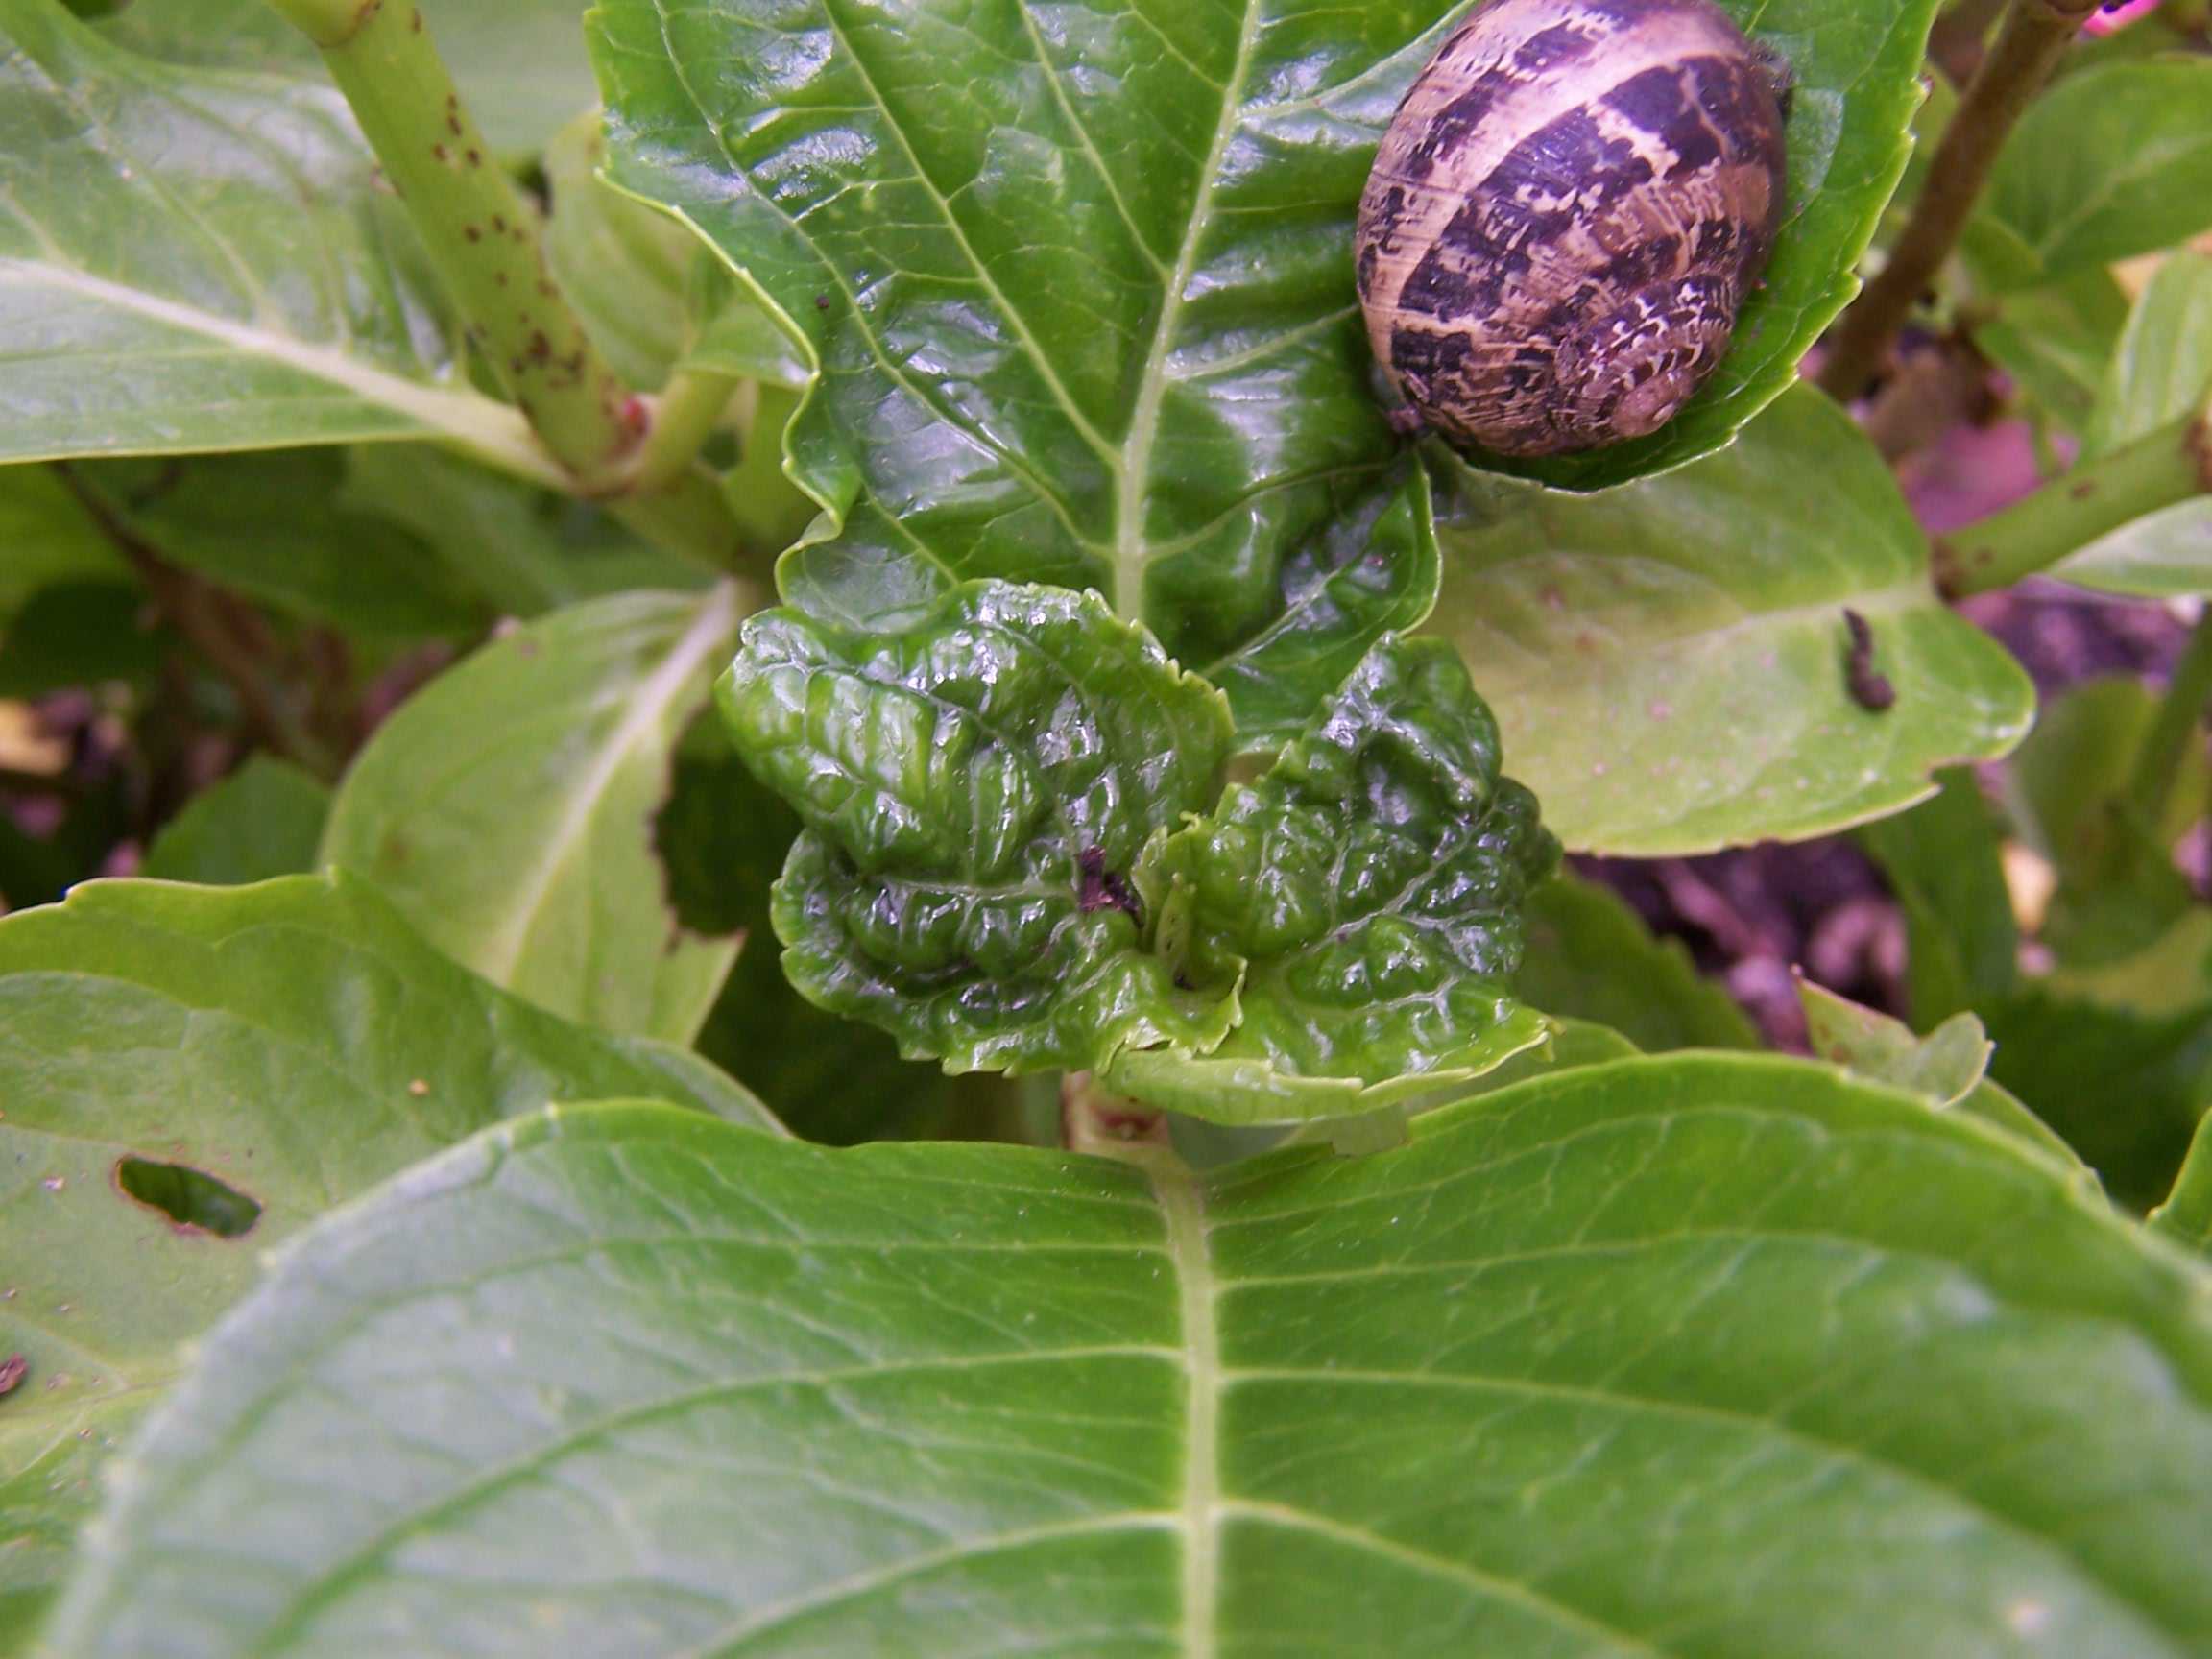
1514,872,1760,1051
1111,638,1556,1120
1429,386,2034,854
0,583,154,698
138,757,330,886
49,1055,2212,1656
0,0,547,474
0,466,125,621
1968,58,2212,291
0,874,771,1643
723,581,1237,1077
323,588,746,1044
1858,766,2019,1027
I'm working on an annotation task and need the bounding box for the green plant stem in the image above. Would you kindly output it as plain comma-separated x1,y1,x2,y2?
629,368,738,496
1935,413,2212,595
277,0,637,490
1817,0,2100,401
2128,612,2212,827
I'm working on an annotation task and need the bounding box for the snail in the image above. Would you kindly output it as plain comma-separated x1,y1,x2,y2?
1356,0,1788,457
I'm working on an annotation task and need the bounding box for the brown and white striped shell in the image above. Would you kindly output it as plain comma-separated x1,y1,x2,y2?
1356,0,1787,457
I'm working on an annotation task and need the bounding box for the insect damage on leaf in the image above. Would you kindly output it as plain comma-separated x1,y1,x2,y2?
720,583,1557,1123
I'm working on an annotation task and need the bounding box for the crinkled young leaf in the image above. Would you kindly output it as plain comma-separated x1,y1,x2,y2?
46,1056,2212,1658
1108,638,1556,1120
0,875,770,1647
0,0,547,475
720,582,1236,1074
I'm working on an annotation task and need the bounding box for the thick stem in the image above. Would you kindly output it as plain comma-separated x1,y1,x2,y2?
1935,413,2212,595
286,0,638,490
2128,612,2212,828
628,368,739,496
1817,0,2100,401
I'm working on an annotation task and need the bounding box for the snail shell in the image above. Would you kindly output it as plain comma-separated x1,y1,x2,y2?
1357,0,1787,457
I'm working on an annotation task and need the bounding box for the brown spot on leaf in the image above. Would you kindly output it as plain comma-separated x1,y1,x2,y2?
0,1355,25,1397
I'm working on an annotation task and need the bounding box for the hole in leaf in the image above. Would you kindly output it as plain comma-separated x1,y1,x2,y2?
113,1158,261,1238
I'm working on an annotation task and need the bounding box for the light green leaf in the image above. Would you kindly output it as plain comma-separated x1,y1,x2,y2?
1108,638,1558,1121
1857,766,2019,1028
0,874,769,1647
1796,976,2089,1178
2086,252,2212,460
1514,872,1760,1052
2049,499,2212,601
1428,385,2034,855
721,581,1238,1077
589,0,1938,684
2151,1110,2212,1258
1972,267,2132,438
1969,57,2212,291
49,1055,2212,1657
139,757,330,887
324,587,745,1045
0,0,551,478
544,111,805,395
90,0,599,156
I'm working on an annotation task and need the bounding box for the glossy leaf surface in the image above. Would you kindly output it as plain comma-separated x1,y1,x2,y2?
0,876,769,1645
324,588,746,1044
722,582,1237,1076
1111,639,1557,1119
1428,387,2034,854
589,0,1940,681
50,1056,2212,1657
0,0,548,477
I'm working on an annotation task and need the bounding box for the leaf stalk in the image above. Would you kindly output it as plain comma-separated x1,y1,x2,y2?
1817,0,2101,401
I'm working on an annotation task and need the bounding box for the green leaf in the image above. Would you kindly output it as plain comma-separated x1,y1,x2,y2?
1969,58,2212,292
1796,976,2089,1178
0,584,155,699
2151,1110,2212,1259
1428,386,2034,855
2085,252,2212,460
0,874,770,1646
0,0,550,478
544,111,807,395
323,587,746,1045
339,445,713,618
139,758,330,886
1985,986,2212,1213
68,453,489,640
1108,638,1558,1121
589,0,1937,674
49,1055,2212,1657
1857,766,2019,1027
722,580,1238,1077
2048,499,2212,601
1514,872,1760,1052
1972,267,2132,439
0,466,125,621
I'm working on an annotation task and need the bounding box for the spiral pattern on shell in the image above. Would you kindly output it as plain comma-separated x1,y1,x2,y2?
1357,0,1787,457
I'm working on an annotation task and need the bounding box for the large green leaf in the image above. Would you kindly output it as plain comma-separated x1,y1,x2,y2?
1429,386,2034,855
1968,58,2212,293
89,0,601,155
323,587,746,1045
2152,1109,2212,1260
0,875,770,1648
0,0,550,476
1514,873,1760,1052
588,0,1937,685
48,1054,2212,1656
